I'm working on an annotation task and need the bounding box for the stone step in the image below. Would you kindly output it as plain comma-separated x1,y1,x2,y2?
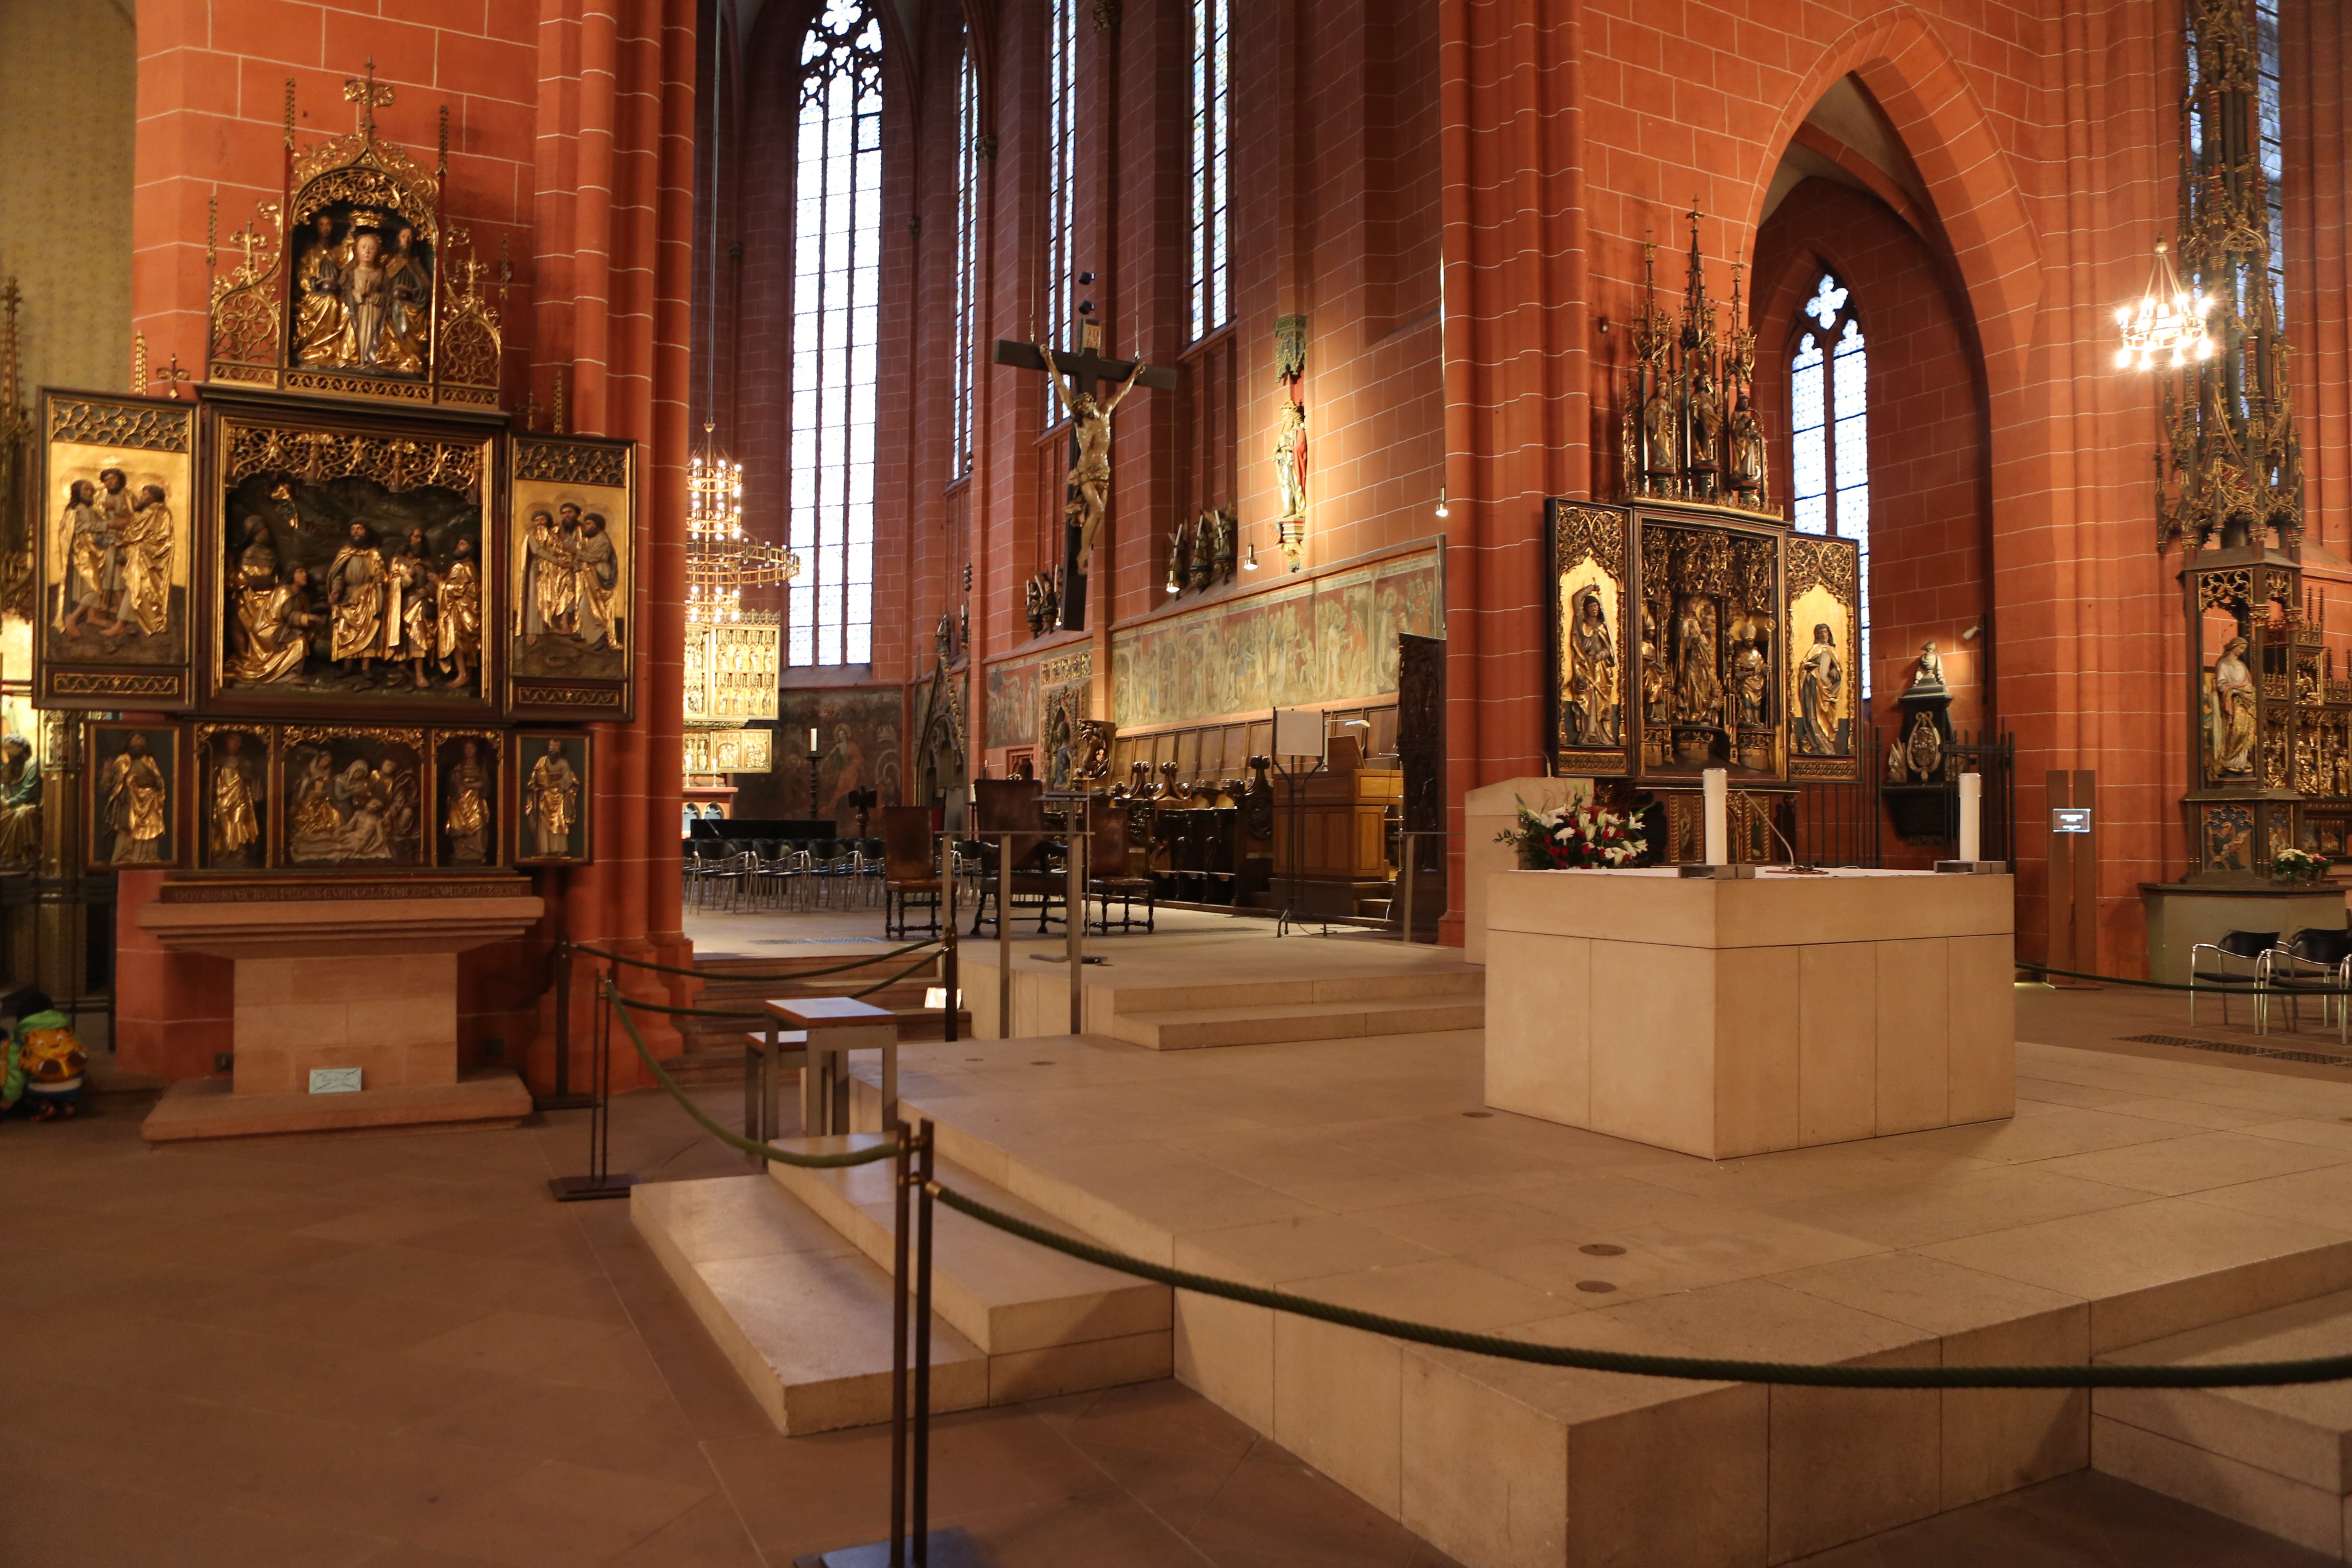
766,1131,1172,1370
1099,969,1484,1018
1107,994,1486,1051
2092,1289,2352,1558
630,1175,987,1435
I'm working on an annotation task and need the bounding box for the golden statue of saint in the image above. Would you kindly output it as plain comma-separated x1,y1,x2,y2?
443,740,490,863
436,537,482,686
524,739,579,858
376,226,430,374
229,565,322,684
57,478,111,635
1040,347,1146,574
288,750,341,851
326,522,386,668
293,214,351,366
109,485,174,638
573,512,621,651
522,507,580,637
209,734,262,865
99,733,168,865
0,736,42,869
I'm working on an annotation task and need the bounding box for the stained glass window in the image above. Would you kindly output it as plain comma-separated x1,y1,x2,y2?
951,41,978,480
1789,271,1870,699
788,0,882,668
1043,0,1078,421
2255,0,2285,326
1190,0,1232,340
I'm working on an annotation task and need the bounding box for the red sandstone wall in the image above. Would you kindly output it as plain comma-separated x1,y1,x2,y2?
120,0,697,1086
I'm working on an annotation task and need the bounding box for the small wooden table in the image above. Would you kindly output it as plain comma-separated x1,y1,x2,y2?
764,996,898,1137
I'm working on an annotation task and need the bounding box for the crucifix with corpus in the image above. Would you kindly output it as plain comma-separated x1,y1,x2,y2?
994,277,1178,631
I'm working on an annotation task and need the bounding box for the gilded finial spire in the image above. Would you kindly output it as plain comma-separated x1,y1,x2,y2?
283,77,296,149
343,58,394,138
131,330,147,396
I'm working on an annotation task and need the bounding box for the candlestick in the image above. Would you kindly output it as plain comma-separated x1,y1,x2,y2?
1702,768,1728,866
1958,772,1982,863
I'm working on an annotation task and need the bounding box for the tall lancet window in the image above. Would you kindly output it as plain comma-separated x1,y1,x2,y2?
2255,0,2285,325
951,40,978,480
1789,270,1872,699
1042,0,1078,421
1189,0,1231,340
789,0,883,668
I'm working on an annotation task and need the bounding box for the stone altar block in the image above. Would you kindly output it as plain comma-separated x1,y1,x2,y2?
1485,866,2014,1158
1460,775,1592,965
136,876,542,1141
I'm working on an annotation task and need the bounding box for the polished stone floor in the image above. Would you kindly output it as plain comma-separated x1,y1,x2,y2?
0,1088,2332,1567
10,947,2352,1568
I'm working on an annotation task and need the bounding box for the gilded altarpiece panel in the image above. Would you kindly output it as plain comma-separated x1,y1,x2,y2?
86,721,183,870
506,434,635,722
280,725,427,869
431,728,503,868
205,405,497,719
195,722,273,871
1545,501,1630,773
36,393,197,709
1784,535,1862,782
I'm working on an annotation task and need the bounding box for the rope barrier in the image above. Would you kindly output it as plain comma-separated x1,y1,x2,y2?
594,952,948,1025
2020,960,2352,997
567,936,940,985
606,986,2352,1388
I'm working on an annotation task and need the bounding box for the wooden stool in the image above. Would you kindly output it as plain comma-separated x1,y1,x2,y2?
764,996,898,1136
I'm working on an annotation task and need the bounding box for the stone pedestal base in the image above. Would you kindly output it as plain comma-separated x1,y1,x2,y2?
134,876,543,1142
2141,881,2347,986
143,1070,532,1143
1484,866,2016,1159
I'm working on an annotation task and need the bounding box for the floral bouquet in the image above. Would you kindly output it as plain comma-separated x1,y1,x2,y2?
2273,846,2330,885
1498,797,1648,870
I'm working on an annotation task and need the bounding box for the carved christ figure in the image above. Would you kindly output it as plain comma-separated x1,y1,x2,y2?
1040,346,1146,574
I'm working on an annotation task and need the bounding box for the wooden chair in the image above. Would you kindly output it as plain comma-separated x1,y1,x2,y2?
881,805,942,938
1088,805,1156,933
970,778,1065,935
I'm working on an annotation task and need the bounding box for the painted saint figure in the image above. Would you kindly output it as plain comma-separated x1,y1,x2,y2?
327,521,386,669
209,733,262,866
1273,399,1308,520
443,739,491,863
99,733,167,865
294,213,350,365
1672,597,1724,726
2210,635,2257,777
0,736,42,868
1793,622,1847,757
109,484,174,639
1566,585,1617,745
57,479,110,635
436,535,482,686
524,738,579,858
573,512,620,650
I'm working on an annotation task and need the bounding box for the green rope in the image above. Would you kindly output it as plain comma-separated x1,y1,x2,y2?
568,936,940,984
929,1184,2352,1389
2021,960,2352,996
846,951,946,999
604,982,900,1168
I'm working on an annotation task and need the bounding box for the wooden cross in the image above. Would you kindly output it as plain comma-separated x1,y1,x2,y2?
344,59,395,138
993,310,1177,632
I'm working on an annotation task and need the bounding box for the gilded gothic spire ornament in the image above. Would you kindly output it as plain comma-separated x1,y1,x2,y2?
1617,210,1773,517
2149,0,2303,555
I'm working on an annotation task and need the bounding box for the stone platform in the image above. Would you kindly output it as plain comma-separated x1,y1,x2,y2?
638,1011,2352,1568
958,918,1483,1045
141,1067,533,1142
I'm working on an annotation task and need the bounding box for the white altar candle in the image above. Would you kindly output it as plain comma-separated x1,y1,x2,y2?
808,727,819,752
1958,772,1982,863
1703,768,1728,865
